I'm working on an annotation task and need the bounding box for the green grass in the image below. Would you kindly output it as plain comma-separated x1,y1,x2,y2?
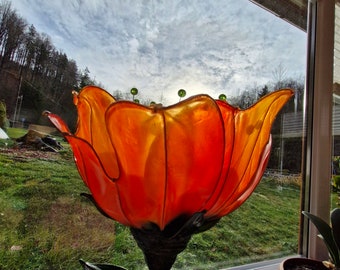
174,179,301,269
0,141,304,270
5,127,27,139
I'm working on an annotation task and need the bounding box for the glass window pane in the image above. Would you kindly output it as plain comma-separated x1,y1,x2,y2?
0,1,307,269
333,2,340,210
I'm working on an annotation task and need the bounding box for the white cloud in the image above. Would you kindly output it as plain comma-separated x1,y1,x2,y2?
11,0,306,105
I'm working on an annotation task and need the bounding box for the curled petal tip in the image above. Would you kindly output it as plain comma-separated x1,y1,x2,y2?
44,110,71,134
72,90,79,105
42,110,51,116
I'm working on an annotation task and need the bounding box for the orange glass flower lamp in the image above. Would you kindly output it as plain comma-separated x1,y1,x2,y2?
45,86,293,270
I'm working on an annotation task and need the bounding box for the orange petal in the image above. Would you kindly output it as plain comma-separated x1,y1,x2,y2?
105,95,225,229
65,135,131,226
106,101,167,228
75,86,119,179
163,95,225,228
206,89,293,217
218,137,272,216
44,112,71,134
202,101,236,211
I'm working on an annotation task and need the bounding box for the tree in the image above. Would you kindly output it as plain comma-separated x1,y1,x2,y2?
272,63,287,89
0,1,13,49
258,85,269,99
232,89,258,109
78,67,95,89
0,99,8,130
31,33,52,81
0,6,26,73
0,1,105,130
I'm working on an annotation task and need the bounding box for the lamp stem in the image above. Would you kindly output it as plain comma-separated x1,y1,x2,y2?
130,227,191,270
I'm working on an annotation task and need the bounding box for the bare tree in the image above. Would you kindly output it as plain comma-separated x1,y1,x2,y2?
0,5,26,73
0,1,12,49
0,0,100,129
272,62,288,89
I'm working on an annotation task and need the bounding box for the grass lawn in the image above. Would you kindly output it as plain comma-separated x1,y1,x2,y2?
5,127,28,139
0,129,305,269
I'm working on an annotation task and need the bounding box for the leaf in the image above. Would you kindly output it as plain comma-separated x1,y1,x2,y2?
302,211,340,266
79,259,127,270
331,208,340,266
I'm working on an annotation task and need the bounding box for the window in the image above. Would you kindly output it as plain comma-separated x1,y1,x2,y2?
4,0,331,269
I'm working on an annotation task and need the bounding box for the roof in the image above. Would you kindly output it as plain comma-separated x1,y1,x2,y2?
249,0,308,31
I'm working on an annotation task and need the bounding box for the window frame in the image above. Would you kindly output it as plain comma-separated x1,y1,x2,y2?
231,1,335,267
301,0,334,261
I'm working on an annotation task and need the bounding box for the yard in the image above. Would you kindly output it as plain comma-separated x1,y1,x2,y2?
0,128,310,269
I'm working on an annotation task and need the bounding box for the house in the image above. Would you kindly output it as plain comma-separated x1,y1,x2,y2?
242,0,336,268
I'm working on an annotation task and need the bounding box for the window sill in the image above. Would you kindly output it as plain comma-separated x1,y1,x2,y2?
223,255,300,270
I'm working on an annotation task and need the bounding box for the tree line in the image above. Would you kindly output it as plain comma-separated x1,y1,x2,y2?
0,0,304,173
0,0,97,130
0,0,305,140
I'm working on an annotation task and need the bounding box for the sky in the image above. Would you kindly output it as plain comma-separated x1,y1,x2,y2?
10,0,307,105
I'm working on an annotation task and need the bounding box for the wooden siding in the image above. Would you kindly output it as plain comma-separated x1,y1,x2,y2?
282,104,340,138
